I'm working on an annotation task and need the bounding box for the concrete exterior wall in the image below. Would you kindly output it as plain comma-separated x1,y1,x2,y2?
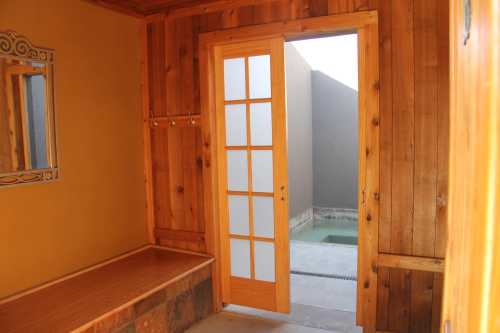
285,44,314,219
312,71,358,209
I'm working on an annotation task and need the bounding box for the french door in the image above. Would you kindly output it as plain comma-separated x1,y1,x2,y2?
214,37,290,313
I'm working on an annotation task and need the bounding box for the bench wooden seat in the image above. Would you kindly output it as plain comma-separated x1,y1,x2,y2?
0,247,214,333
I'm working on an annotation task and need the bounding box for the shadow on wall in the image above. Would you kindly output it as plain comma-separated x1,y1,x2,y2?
285,43,314,219
286,43,358,222
312,71,358,210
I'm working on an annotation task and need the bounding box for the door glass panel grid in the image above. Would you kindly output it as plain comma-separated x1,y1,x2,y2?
223,52,276,283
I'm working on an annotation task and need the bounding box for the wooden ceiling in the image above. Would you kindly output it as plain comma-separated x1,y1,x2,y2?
84,0,214,17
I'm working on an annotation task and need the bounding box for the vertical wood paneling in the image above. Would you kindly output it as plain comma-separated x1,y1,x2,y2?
237,5,256,26
141,22,155,243
431,273,443,333
353,0,369,11
410,271,434,333
151,127,172,230
327,0,354,14
434,0,449,259
410,1,438,330
376,268,390,330
290,0,311,19
376,0,392,254
374,2,392,328
413,0,438,258
199,11,224,32
145,0,449,330
165,17,179,116
149,15,206,252
309,0,328,17
390,0,414,256
178,16,195,116
254,2,273,24
181,127,205,232
443,1,499,330
148,19,170,238
270,1,290,21
167,128,185,229
222,8,238,29
192,15,201,115
388,269,411,332
148,20,166,117
388,1,414,331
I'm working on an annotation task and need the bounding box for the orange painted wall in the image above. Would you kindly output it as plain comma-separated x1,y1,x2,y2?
0,0,147,298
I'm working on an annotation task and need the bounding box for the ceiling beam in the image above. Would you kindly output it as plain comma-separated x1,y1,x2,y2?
82,0,146,18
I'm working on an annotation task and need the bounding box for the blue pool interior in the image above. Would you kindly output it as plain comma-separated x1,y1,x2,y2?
291,217,358,245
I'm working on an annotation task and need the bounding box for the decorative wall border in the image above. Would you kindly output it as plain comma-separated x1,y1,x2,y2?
0,31,54,63
0,168,58,187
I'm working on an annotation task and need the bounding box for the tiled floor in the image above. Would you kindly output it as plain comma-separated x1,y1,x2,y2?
227,303,362,333
291,274,356,312
217,241,361,332
190,241,360,332
186,311,343,333
291,241,357,312
291,241,357,278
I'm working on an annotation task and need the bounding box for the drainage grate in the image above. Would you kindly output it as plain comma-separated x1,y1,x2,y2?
291,270,357,281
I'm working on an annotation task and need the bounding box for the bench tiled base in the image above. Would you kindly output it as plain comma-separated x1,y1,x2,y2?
81,266,213,333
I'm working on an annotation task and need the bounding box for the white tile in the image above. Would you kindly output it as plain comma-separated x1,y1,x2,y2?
291,274,357,312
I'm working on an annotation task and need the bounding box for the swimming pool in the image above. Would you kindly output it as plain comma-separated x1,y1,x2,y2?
291,217,358,245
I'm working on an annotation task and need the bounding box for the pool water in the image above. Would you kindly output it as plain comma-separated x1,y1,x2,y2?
291,217,358,245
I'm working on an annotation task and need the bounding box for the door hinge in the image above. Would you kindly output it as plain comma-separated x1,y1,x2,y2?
361,190,366,207
280,185,286,201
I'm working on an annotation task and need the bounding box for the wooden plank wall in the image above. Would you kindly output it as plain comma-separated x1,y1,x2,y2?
145,0,449,331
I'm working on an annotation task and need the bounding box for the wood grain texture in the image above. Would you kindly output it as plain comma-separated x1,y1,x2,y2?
229,277,276,311
143,0,449,331
390,0,414,257
378,254,444,273
355,22,380,331
141,22,156,244
410,2,438,330
85,0,224,16
434,0,449,260
0,248,213,333
443,0,500,332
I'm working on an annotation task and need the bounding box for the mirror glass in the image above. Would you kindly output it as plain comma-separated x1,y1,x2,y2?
0,31,57,186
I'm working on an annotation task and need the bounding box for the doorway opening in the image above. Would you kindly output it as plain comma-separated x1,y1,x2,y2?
287,33,359,319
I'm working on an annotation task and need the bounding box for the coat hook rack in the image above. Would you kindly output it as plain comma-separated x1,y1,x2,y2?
150,115,201,128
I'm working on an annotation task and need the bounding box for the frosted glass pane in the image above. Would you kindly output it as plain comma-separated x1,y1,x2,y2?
231,239,251,278
250,103,272,146
228,195,249,235
224,58,246,101
251,150,273,193
227,150,248,191
253,196,274,238
249,55,271,99
254,241,275,282
225,104,247,146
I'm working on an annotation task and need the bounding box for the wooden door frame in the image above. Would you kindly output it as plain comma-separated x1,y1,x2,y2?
199,10,380,330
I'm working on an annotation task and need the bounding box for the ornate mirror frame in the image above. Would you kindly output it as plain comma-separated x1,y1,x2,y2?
0,31,58,187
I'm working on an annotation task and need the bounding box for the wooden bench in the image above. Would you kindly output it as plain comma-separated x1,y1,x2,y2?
0,247,214,333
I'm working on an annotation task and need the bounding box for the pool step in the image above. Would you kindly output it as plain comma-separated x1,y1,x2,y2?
291,270,357,281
